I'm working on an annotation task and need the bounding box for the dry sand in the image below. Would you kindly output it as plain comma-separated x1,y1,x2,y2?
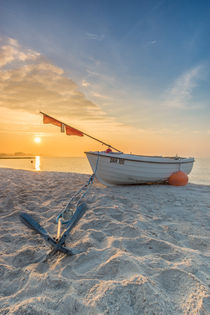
0,168,209,314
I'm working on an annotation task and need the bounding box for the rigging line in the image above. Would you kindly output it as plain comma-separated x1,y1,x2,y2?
75,151,100,207
56,151,100,225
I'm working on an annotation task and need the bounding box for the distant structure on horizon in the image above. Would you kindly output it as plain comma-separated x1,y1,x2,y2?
0,152,35,159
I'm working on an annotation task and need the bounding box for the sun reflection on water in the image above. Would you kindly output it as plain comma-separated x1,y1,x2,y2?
35,156,40,171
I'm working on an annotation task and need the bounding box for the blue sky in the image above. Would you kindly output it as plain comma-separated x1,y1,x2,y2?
0,0,210,156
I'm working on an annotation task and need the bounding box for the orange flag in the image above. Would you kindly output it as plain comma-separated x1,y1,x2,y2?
43,114,62,127
65,125,83,137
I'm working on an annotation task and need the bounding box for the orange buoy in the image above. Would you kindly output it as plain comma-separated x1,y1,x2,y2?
168,171,188,186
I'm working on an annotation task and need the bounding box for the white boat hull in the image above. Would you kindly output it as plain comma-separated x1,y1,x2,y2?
85,151,194,186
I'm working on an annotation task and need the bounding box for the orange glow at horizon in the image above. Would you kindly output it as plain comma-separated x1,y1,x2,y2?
0,109,209,158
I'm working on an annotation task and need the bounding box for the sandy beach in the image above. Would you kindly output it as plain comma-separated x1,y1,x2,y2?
0,168,209,314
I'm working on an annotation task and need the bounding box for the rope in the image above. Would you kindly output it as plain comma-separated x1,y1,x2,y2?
56,152,100,225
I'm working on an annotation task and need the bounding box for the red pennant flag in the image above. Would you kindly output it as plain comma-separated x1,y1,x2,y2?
43,114,62,127
65,125,83,137
41,112,120,152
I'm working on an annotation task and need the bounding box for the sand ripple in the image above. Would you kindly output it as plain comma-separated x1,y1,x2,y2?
0,168,209,314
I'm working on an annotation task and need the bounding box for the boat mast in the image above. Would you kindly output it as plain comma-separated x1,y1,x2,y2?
40,112,121,152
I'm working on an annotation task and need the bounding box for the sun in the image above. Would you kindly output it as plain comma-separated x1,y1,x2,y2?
34,136,42,144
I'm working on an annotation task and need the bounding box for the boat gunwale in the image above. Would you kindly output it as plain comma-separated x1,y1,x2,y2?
85,151,195,165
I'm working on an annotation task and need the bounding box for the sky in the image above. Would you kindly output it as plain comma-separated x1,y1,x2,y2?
0,0,210,157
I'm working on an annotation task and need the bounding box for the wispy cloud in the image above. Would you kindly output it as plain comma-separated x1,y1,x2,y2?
144,40,157,47
163,65,204,108
7,38,19,47
0,37,40,67
86,32,104,41
90,91,111,100
82,79,90,87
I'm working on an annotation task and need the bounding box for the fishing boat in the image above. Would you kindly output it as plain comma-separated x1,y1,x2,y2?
85,151,194,185
40,112,194,185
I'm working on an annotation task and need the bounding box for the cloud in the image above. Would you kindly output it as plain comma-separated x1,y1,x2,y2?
7,38,19,47
0,37,40,67
163,65,204,108
0,38,107,121
144,40,157,47
91,92,111,100
86,32,104,41
82,80,90,87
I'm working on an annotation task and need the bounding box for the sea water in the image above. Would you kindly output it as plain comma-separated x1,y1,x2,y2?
0,156,91,174
0,156,210,186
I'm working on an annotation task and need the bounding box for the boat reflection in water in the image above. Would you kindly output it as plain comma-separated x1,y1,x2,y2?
35,156,40,171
